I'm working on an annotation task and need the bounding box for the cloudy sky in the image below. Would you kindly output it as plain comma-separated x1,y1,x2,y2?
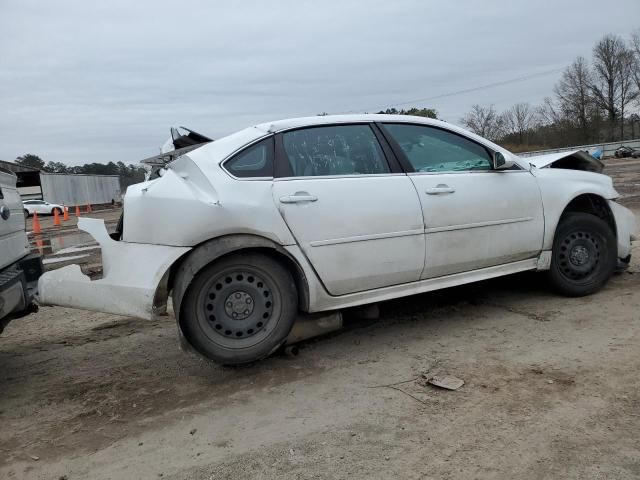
1,0,638,165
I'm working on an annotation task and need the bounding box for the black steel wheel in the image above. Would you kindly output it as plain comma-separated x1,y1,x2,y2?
179,253,297,364
548,212,616,296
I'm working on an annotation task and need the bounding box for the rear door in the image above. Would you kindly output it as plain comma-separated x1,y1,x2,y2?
0,171,29,270
272,123,425,296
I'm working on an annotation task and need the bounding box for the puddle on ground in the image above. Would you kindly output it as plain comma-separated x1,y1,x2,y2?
30,232,95,256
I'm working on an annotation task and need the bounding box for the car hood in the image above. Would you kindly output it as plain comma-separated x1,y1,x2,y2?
523,150,604,173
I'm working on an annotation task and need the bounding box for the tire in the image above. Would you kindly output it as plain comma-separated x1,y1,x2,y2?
51,207,63,216
24,210,30,218
547,212,616,297
179,253,298,365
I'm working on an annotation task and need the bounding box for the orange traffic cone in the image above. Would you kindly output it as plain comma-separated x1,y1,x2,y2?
86,203,92,213
35,238,44,255
32,212,42,234
75,205,81,217
63,206,69,221
53,208,61,226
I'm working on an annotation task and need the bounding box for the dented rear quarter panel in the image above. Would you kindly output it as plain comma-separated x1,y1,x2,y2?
122,128,296,247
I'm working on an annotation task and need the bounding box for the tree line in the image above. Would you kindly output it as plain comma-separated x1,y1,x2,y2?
14,154,146,189
459,32,640,152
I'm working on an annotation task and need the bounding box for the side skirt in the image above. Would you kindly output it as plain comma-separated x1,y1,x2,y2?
306,257,540,313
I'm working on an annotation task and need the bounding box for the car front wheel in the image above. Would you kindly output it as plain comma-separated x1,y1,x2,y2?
179,253,298,365
548,212,616,297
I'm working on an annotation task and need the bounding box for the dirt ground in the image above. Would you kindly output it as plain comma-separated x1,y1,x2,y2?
1,162,640,479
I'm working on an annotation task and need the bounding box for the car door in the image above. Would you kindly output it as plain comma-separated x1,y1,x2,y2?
380,122,544,279
272,123,425,296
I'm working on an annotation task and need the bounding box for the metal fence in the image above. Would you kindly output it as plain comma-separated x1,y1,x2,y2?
40,173,121,206
518,138,640,159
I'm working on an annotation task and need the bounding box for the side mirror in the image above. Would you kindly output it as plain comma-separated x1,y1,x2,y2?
493,152,514,170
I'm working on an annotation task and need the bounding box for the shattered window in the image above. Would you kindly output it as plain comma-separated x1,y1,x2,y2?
225,137,274,178
383,124,492,172
282,125,389,177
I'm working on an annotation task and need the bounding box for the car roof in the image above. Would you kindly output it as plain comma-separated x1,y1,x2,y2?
254,114,448,133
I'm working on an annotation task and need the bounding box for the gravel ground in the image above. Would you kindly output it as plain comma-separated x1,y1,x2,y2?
1,163,639,480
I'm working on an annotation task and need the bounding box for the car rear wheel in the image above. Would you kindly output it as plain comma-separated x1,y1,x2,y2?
179,253,298,365
51,207,63,216
24,209,29,218
547,212,616,297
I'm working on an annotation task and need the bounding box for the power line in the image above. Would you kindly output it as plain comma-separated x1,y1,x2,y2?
343,67,564,114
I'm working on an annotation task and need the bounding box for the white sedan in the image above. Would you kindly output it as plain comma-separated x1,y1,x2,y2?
23,200,64,217
38,114,636,364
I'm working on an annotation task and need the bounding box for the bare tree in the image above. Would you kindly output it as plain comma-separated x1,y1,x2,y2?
631,30,640,98
618,47,639,139
589,34,637,141
460,104,503,141
554,56,594,141
502,102,536,144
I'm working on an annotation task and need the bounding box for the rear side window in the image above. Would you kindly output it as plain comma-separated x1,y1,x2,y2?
383,123,492,172
282,125,389,177
224,137,274,178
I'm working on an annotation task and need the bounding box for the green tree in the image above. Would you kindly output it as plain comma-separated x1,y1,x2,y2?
44,161,69,173
377,107,438,118
15,154,45,170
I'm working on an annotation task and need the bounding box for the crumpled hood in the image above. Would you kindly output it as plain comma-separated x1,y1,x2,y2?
523,150,604,173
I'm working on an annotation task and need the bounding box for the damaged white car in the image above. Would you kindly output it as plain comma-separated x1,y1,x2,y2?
38,115,636,364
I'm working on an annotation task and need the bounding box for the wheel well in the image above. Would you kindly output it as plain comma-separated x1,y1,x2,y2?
168,236,311,325
561,194,616,236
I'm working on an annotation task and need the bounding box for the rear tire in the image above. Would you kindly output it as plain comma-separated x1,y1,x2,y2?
179,253,298,365
51,207,63,216
547,213,616,297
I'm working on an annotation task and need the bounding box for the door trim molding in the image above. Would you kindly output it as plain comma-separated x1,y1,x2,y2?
309,228,424,247
425,217,533,234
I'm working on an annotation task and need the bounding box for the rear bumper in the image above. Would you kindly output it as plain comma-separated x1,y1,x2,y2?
37,218,190,320
0,254,43,332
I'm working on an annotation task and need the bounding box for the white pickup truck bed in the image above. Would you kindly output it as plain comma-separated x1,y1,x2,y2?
0,169,42,332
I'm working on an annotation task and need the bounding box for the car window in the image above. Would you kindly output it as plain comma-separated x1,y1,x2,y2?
282,125,389,177
224,137,274,178
383,124,492,172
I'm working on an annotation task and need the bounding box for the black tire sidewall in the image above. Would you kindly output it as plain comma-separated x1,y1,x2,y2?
179,253,298,365
548,213,616,296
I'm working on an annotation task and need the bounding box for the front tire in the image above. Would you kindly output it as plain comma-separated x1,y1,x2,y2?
548,213,616,297
179,253,298,365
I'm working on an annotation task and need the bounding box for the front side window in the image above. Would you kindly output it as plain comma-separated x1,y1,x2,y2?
282,125,389,177
383,124,492,172
224,137,274,178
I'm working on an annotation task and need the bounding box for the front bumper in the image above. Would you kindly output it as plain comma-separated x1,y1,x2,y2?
37,218,190,320
609,201,637,260
0,254,43,331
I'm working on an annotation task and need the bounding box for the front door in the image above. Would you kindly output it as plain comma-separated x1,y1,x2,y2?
272,124,425,295
381,122,544,279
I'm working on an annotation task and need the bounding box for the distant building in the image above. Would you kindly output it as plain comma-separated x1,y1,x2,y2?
0,160,121,205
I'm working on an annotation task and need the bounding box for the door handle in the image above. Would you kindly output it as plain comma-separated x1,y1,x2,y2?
425,184,455,195
279,192,318,204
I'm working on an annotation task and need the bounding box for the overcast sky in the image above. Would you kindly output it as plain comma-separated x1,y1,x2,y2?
1,0,639,165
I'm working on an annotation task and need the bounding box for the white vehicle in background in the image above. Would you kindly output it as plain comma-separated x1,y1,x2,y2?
22,199,64,217
38,114,636,365
0,169,43,333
